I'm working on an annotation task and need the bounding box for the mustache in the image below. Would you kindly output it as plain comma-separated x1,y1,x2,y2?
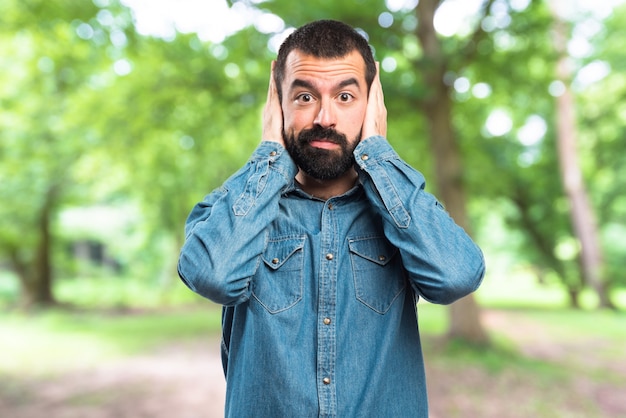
297,126,347,146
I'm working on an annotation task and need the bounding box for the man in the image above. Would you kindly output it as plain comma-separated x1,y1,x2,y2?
178,20,485,417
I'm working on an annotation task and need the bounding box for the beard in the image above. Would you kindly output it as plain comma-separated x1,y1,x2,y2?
283,125,360,181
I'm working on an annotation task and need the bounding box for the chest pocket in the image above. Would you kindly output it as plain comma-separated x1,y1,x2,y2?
348,236,406,314
253,235,306,314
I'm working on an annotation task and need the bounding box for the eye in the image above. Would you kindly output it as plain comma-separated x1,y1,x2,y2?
296,93,314,103
338,92,353,102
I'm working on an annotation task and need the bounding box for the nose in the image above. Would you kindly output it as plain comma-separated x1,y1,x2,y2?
313,100,336,128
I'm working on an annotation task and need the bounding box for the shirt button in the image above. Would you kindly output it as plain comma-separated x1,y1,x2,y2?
378,255,386,261
271,258,279,264
323,377,331,385
361,154,369,161
328,203,333,210
326,253,334,261
269,151,277,157
323,317,331,325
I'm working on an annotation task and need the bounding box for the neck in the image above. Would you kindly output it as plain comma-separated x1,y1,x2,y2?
295,169,358,200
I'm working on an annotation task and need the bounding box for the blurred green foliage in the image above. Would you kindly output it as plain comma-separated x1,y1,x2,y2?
0,0,624,308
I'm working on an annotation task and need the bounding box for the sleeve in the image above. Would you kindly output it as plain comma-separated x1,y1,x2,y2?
177,141,298,306
354,135,485,305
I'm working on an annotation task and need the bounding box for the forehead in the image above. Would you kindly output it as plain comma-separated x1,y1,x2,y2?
283,49,367,88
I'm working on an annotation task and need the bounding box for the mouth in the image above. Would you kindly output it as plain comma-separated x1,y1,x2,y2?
308,138,339,150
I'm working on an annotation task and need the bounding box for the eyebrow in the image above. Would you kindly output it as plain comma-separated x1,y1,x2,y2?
291,79,315,90
338,78,360,89
290,77,361,91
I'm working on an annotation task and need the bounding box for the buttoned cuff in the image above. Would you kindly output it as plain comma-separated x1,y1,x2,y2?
255,141,298,183
353,136,412,228
354,135,398,169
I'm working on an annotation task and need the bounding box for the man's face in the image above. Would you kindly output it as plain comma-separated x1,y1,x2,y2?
280,49,369,180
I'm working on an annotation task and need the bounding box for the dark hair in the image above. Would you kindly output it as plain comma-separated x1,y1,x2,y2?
274,20,376,101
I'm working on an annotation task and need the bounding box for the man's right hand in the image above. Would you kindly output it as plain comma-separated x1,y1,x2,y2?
362,62,387,140
262,61,285,146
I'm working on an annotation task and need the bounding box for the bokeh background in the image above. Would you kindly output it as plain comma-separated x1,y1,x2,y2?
1,0,625,417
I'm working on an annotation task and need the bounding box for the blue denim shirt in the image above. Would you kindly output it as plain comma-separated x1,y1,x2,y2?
178,136,485,417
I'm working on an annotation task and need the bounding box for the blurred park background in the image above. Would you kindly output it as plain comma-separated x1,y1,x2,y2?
1,0,625,417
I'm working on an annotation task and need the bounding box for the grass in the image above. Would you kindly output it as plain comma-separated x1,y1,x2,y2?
2,288,623,376
412,273,626,417
512,307,626,338
1,270,626,417
475,267,626,310
418,300,626,377
53,275,207,309
1,272,223,377
416,302,626,417
0,306,222,377
1,271,625,366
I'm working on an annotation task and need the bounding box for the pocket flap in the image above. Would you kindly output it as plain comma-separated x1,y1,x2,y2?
348,236,398,266
262,236,306,270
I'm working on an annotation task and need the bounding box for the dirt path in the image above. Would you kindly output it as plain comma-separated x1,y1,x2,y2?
0,339,226,418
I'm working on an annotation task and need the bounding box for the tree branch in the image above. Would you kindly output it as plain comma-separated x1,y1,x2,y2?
458,0,497,68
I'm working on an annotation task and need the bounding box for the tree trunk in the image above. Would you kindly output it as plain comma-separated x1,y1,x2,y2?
416,0,489,344
11,186,57,308
550,2,614,309
510,184,583,308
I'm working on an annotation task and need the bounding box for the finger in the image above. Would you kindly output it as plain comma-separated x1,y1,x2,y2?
373,62,385,102
266,61,276,104
262,61,284,144
268,61,282,111
363,62,387,139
